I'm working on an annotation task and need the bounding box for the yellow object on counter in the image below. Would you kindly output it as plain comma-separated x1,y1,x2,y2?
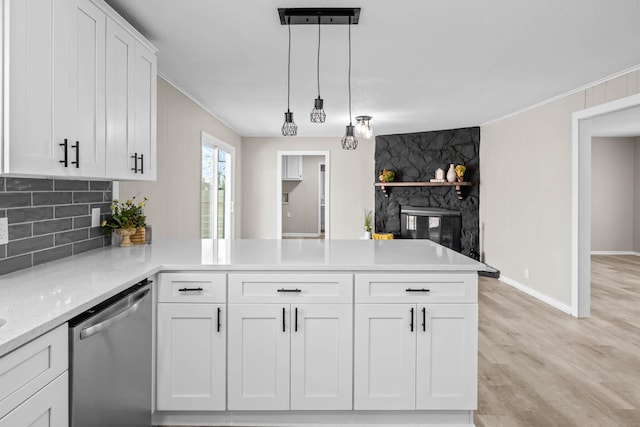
372,233,394,240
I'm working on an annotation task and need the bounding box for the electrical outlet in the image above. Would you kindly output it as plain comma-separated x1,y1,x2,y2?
0,217,8,245
287,212,291,218
91,208,101,227
524,268,529,279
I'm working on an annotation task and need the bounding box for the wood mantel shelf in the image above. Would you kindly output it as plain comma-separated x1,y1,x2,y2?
374,181,473,199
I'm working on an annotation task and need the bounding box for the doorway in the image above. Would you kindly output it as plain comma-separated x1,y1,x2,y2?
572,93,640,317
201,131,235,239
276,151,330,239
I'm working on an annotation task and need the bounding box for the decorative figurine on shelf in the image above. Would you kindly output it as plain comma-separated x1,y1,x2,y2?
455,164,466,182
446,164,456,182
378,169,395,183
431,167,446,183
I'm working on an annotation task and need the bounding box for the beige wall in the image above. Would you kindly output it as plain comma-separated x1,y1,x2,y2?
635,138,640,252
119,77,243,238
481,70,640,306
591,137,636,251
242,137,375,239
282,155,324,235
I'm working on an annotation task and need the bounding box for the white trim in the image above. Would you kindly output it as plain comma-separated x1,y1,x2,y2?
572,92,640,318
158,73,242,136
591,251,640,256
89,0,158,53
500,276,573,315
282,233,322,238
482,64,640,126
276,151,331,240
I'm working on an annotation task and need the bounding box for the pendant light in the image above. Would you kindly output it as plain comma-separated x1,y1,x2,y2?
355,115,373,139
341,17,358,150
281,18,298,136
310,19,326,123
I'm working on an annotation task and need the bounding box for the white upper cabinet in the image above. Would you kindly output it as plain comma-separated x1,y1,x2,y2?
282,155,303,180
105,17,157,181
1,0,157,180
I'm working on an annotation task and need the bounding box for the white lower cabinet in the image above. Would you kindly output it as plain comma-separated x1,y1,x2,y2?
354,303,477,410
227,303,353,411
0,372,68,427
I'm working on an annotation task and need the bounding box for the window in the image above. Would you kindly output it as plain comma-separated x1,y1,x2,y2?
201,133,234,239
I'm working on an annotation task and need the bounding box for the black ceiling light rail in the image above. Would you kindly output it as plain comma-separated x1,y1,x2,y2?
278,8,361,26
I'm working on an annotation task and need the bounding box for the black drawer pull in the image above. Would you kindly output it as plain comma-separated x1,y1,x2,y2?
131,153,138,173
422,307,426,332
71,141,79,168
295,307,298,332
217,307,222,332
277,288,302,293
178,287,203,292
410,307,414,332
405,288,430,292
139,153,144,174
282,307,286,332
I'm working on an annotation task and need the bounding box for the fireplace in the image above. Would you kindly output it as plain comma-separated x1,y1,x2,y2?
400,206,462,252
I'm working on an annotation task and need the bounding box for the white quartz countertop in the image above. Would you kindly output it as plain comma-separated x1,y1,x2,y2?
0,239,485,356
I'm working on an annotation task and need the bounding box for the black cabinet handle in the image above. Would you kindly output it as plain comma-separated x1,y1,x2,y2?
277,288,301,293
422,307,426,332
71,141,79,168
410,307,414,332
295,307,298,332
282,307,286,332
217,307,222,332
405,288,430,293
131,153,138,173
60,139,68,167
178,287,203,292
139,153,144,174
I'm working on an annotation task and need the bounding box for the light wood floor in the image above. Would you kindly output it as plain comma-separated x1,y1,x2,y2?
476,255,640,426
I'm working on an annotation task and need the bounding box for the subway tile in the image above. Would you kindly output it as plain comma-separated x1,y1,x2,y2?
73,216,92,229
0,210,5,218
73,191,105,204
0,254,32,275
90,227,107,239
55,229,88,246
9,223,32,240
0,193,32,208
90,203,112,214
7,235,54,257
6,178,53,192
33,245,73,266
7,206,54,224
73,238,104,255
0,177,5,191
54,179,89,191
55,204,89,218
89,181,112,191
33,218,73,236
33,191,73,206
104,192,112,202
0,244,6,259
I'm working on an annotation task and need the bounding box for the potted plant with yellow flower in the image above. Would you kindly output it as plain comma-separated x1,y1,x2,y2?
101,196,148,247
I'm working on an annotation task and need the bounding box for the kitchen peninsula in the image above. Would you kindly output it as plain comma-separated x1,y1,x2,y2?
0,239,485,427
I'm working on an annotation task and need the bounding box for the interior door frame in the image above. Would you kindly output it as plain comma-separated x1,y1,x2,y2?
201,131,235,239
276,150,330,239
572,92,640,317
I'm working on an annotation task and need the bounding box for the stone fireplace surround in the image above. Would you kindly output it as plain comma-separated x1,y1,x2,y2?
374,126,480,259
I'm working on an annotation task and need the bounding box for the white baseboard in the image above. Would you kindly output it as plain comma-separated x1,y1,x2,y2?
499,275,573,315
282,233,321,238
590,251,640,256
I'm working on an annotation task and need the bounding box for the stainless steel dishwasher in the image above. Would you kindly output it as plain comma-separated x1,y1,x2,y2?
69,279,152,427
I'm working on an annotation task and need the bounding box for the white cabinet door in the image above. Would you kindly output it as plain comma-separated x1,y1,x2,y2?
132,41,157,180
354,304,416,410
6,0,60,175
416,304,477,410
0,372,68,427
290,304,352,410
282,155,302,180
65,0,106,177
227,304,290,410
105,16,135,180
156,303,226,410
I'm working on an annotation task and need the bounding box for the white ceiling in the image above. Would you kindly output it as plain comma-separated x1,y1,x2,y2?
104,0,640,138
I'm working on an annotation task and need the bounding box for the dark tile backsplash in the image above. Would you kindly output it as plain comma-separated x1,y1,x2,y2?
0,178,112,275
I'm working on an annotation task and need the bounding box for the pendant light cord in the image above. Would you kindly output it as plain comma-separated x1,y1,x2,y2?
287,19,291,111
348,17,352,125
317,20,321,97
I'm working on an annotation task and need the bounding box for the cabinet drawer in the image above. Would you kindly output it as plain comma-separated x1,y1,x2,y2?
0,324,68,419
229,273,352,303
355,273,477,303
158,273,226,303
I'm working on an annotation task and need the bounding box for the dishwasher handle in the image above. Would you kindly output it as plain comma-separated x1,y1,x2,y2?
79,287,150,340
